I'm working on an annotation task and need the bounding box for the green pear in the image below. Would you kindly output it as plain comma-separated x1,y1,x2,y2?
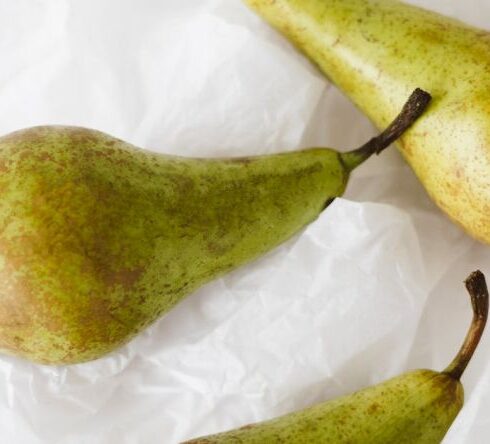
183,270,488,444
0,90,429,365
244,0,490,244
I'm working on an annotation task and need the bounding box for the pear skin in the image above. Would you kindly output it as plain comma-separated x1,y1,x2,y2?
185,371,463,443
183,271,488,444
244,0,490,243
0,90,430,364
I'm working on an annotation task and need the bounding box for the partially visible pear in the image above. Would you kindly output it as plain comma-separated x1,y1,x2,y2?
184,271,489,444
0,90,429,365
244,0,490,243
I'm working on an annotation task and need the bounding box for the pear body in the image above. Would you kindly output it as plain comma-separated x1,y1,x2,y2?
0,126,348,364
185,370,463,443
245,0,490,243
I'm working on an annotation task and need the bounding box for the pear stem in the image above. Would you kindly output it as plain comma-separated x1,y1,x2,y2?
443,271,489,381
340,88,432,172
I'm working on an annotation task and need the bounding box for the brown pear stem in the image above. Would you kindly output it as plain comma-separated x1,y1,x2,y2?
341,88,432,172
443,271,489,381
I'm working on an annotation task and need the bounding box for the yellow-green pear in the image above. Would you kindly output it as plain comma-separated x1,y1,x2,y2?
184,270,488,444
244,0,490,243
0,90,429,365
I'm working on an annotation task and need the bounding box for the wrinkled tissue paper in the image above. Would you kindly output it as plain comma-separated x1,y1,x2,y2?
0,0,489,443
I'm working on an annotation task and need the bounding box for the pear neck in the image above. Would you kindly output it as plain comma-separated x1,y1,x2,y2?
443,271,489,381
340,88,431,172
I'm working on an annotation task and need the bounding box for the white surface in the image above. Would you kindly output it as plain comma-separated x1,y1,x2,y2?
0,0,488,443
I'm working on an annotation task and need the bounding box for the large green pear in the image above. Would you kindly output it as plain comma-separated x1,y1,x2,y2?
0,90,429,365
184,271,488,443
244,0,490,243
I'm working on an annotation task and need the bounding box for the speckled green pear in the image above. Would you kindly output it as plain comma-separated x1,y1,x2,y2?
245,0,490,243
0,92,428,365
184,271,488,444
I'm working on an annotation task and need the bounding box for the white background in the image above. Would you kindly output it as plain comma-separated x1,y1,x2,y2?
0,1,489,443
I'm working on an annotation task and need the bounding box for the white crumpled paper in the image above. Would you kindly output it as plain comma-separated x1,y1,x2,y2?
0,0,488,443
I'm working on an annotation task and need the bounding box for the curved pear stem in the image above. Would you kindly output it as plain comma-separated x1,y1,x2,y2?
443,271,489,381
340,88,432,172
